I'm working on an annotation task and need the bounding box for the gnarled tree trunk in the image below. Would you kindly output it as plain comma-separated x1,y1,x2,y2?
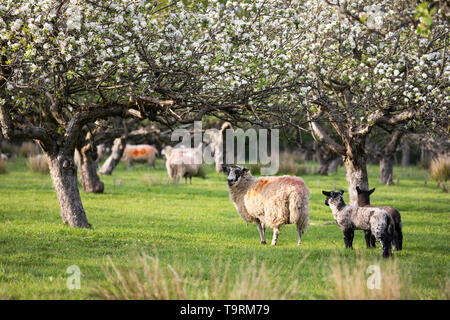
379,129,403,185
99,137,126,175
344,138,369,205
46,151,91,228
379,155,394,185
401,139,410,166
76,147,104,193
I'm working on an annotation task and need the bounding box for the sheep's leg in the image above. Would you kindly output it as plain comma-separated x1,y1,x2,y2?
343,229,354,249
189,176,192,184
271,227,280,246
256,221,266,244
296,223,303,246
380,234,392,258
364,230,376,249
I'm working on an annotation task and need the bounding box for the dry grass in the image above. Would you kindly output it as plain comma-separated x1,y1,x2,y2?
0,158,6,174
19,141,40,157
429,155,450,192
329,255,410,300
26,155,49,174
92,252,307,300
142,174,167,186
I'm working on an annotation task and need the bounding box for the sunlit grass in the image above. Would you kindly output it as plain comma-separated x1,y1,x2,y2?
0,158,448,299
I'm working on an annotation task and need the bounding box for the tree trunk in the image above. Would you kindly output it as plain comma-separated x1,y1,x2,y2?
314,142,337,175
328,156,343,173
99,137,126,175
401,139,410,166
76,148,104,193
379,155,394,185
46,152,91,228
344,144,369,206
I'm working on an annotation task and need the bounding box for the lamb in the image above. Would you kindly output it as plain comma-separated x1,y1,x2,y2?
356,186,403,250
223,165,310,246
322,190,394,258
164,144,205,184
122,144,158,170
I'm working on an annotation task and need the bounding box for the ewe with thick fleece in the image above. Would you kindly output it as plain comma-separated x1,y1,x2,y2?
224,165,310,246
123,144,158,169
322,190,394,258
164,144,204,184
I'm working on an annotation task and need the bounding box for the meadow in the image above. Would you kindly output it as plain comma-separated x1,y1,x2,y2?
0,158,448,299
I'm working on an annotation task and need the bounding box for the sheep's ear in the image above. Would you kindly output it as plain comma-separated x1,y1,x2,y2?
339,190,345,195
356,186,361,193
221,165,229,174
242,167,249,174
369,188,375,195
322,191,331,196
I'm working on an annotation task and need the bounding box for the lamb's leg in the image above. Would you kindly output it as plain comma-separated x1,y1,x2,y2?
271,227,280,246
343,229,354,249
296,222,303,246
365,230,376,248
256,221,266,244
380,234,392,258
189,176,192,184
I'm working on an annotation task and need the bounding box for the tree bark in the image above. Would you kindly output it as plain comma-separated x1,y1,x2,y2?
379,154,394,185
99,137,126,175
76,148,104,193
401,139,410,166
46,152,91,228
344,138,369,205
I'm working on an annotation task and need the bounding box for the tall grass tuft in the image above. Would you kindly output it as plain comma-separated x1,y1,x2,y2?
93,252,306,300
329,255,410,300
94,254,187,300
429,155,450,192
26,155,49,174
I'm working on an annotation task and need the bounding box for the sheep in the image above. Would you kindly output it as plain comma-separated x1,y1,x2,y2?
164,144,205,184
322,190,394,258
122,144,158,170
0,153,8,162
223,165,310,246
356,186,403,250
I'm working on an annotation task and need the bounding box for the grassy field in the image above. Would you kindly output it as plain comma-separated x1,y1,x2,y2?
0,158,448,299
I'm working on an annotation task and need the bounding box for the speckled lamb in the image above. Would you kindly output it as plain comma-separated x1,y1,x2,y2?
224,165,310,246
322,190,394,258
356,186,403,250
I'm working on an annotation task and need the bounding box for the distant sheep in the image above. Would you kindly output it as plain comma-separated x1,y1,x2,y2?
164,144,205,184
224,165,309,246
322,190,394,258
356,186,403,250
0,153,7,161
123,144,158,170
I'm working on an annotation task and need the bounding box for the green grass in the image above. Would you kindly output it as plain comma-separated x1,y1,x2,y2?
0,158,448,299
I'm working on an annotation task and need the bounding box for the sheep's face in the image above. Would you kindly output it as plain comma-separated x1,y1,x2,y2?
223,165,249,187
322,190,345,207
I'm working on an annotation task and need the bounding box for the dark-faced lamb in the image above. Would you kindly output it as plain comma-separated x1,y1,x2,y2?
322,190,394,258
356,186,403,250
223,165,310,246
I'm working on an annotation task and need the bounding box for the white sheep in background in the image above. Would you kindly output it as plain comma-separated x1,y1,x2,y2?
0,153,8,162
322,190,394,258
164,144,205,184
223,165,310,246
